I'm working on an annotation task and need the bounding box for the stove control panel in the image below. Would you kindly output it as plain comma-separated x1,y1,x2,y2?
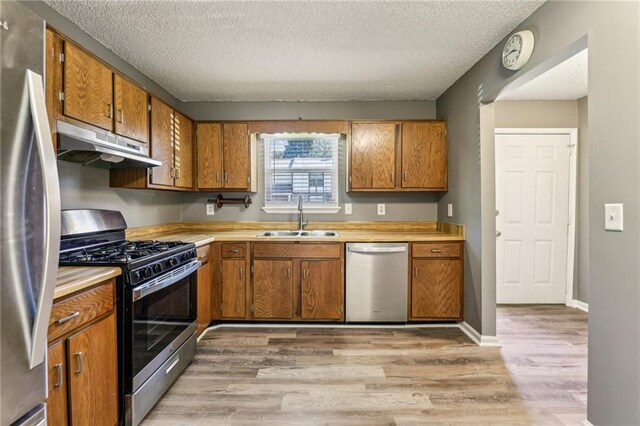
129,248,197,285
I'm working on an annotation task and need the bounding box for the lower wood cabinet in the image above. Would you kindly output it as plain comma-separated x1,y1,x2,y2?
46,279,118,426
410,242,463,321
251,243,344,321
218,242,250,319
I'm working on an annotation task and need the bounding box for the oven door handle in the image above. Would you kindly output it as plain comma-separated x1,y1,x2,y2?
133,260,201,302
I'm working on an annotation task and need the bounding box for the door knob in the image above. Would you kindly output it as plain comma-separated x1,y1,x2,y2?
496,231,502,237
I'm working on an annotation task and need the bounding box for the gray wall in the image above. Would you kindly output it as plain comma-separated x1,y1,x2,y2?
57,162,182,227
494,100,578,128
576,96,588,303
436,2,639,424
182,101,440,222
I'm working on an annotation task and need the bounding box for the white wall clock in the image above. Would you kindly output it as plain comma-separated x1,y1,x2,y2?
502,30,535,71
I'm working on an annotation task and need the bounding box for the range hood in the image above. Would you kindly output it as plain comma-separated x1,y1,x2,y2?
56,120,162,169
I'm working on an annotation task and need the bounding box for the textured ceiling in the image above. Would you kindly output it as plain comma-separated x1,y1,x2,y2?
45,0,545,101
501,49,588,100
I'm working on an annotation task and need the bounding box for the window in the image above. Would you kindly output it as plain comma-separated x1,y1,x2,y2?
262,133,340,213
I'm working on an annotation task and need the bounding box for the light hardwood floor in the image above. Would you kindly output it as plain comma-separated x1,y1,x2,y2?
142,305,587,425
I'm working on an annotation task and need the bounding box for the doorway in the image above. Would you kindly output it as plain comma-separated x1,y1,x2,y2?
495,128,577,304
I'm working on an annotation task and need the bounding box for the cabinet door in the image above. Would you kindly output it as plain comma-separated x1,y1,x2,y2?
411,259,461,319
149,97,174,187
67,314,118,426
197,123,223,189
350,123,396,189
174,111,194,188
301,260,343,320
63,42,113,130
197,260,213,335
221,259,246,318
401,122,447,189
222,123,249,189
47,341,68,426
114,75,149,143
253,260,294,320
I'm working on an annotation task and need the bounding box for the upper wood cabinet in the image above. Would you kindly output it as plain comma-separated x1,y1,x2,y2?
114,75,149,143
350,123,397,189
174,111,194,188
348,120,447,192
149,97,174,187
402,122,447,190
196,122,257,192
63,42,113,131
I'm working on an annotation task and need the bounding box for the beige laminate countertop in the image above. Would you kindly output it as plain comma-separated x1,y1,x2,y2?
55,266,121,300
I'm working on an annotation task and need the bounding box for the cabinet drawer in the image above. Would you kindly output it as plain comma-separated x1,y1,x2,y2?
48,280,114,342
221,243,246,258
412,242,461,258
196,244,210,265
253,243,342,259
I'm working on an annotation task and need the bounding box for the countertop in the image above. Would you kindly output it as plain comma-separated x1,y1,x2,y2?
55,266,121,300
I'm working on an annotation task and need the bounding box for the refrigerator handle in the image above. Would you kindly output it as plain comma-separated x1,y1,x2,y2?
26,70,61,369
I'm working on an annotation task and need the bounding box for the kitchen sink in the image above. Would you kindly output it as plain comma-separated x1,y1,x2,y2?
257,230,340,238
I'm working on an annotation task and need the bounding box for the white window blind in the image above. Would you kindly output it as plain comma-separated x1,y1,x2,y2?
263,133,339,212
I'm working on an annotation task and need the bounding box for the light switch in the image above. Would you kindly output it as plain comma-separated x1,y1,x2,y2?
377,204,386,216
447,203,453,218
206,203,215,216
345,203,352,215
604,203,623,231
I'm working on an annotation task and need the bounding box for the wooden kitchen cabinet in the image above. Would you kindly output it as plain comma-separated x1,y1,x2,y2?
197,244,213,335
149,97,174,186
410,242,463,320
401,122,447,190
221,259,248,319
63,42,113,131
46,279,118,426
253,260,294,319
301,260,344,320
250,243,344,321
350,122,397,190
114,74,149,143
174,111,194,188
196,122,257,192
348,120,447,192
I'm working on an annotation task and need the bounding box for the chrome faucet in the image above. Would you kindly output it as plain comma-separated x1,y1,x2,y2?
297,194,308,230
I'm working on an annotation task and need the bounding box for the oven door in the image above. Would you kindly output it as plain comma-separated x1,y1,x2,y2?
130,260,199,391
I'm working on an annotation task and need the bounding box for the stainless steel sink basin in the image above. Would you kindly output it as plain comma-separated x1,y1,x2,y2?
257,230,340,238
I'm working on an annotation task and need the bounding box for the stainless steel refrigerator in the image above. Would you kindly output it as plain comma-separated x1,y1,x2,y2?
1,1,61,425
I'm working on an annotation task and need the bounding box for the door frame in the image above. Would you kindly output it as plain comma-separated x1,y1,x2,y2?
494,127,578,306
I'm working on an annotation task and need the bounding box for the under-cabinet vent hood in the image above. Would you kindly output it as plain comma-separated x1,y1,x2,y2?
56,120,161,169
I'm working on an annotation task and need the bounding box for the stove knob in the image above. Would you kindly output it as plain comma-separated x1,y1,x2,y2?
133,271,142,281
143,266,153,278
182,253,190,262
169,257,178,267
153,264,162,274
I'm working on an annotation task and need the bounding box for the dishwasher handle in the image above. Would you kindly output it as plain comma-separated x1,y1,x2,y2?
347,246,407,254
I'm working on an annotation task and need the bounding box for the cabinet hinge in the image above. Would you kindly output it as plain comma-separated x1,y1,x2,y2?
148,103,152,112
59,91,65,102
59,53,64,63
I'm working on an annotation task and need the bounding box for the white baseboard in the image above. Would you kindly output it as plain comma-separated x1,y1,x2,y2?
582,420,594,426
568,299,589,312
458,321,501,347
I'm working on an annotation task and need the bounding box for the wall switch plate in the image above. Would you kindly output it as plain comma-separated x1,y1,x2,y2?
604,203,623,231
447,203,453,218
206,203,215,216
377,203,386,216
344,203,352,215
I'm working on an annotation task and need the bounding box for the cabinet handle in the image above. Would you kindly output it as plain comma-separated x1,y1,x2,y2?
414,266,418,279
53,363,63,388
56,311,80,325
176,168,181,179
117,108,124,123
224,172,229,182
403,171,408,181
430,249,442,253
216,172,220,182
302,268,308,280
106,103,113,118
74,352,83,375
287,268,291,279
240,267,244,279
231,249,240,253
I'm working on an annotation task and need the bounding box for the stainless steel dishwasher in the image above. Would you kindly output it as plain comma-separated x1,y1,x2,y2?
345,243,408,322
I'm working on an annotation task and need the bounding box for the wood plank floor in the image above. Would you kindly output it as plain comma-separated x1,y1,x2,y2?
142,305,587,425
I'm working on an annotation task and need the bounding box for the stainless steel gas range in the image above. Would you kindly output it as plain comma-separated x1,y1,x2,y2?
59,209,199,426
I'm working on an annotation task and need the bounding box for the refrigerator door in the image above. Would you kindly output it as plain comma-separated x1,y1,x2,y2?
1,1,61,425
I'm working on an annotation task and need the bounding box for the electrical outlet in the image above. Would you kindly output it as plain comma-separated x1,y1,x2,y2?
206,203,215,216
344,203,352,215
377,203,386,216
604,203,623,231
447,203,453,218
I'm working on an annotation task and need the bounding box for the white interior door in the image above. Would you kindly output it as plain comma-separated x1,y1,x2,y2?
496,132,572,304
